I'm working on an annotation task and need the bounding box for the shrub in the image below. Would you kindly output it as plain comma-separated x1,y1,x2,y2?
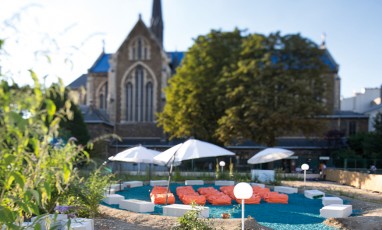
66,167,113,218
0,76,88,228
175,205,214,230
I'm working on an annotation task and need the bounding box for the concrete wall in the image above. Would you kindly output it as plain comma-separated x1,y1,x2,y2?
325,168,382,193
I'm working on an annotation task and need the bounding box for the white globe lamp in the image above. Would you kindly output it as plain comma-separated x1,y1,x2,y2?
301,163,310,188
219,161,226,172
234,182,253,230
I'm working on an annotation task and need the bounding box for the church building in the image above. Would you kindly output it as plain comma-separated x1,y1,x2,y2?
69,0,182,141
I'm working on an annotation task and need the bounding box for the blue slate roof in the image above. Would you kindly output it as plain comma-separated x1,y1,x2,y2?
80,105,113,126
321,50,339,72
269,50,338,72
67,74,87,89
167,51,185,73
89,53,111,73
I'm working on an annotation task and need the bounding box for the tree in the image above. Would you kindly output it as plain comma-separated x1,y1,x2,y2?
46,83,90,145
344,113,382,160
157,29,243,143
216,33,329,146
159,31,331,147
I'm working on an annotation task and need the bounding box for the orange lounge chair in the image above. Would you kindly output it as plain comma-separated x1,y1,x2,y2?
207,194,232,205
150,193,175,204
236,194,261,204
180,195,206,205
219,186,235,199
253,186,270,199
197,187,218,195
150,186,169,196
263,192,288,204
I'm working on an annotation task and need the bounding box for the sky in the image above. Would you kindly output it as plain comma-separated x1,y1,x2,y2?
1,0,381,98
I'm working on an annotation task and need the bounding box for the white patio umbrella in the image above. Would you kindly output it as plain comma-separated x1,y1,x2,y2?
154,139,235,166
109,145,164,164
108,145,165,173
154,139,235,204
247,147,294,164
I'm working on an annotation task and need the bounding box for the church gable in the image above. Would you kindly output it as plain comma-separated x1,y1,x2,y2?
117,18,162,62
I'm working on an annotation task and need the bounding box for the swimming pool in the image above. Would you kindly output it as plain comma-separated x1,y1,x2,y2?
102,184,339,229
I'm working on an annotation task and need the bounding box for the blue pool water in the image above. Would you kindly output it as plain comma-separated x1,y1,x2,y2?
102,184,347,229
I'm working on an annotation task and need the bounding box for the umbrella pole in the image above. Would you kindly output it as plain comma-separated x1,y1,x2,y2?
165,150,179,205
165,163,173,205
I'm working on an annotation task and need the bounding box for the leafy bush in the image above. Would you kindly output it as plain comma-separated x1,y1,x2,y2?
66,167,113,218
0,75,88,228
175,205,214,230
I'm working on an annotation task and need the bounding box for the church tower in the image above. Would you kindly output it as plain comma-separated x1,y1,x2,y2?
150,0,164,46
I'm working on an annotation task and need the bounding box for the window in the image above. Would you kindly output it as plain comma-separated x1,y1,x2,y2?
99,94,104,109
126,83,133,121
349,121,356,135
129,37,150,60
99,82,108,110
135,66,144,121
124,65,155,122
146,82,153,121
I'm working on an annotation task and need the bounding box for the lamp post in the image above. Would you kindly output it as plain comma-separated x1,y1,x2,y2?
301,163,309,188
234,182,253,230
219,161,226,173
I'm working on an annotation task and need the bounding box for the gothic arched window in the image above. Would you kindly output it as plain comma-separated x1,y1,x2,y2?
146,82,153,121
125,82,133,121
124,65,155,123
135,66,144,121
99,94,104,109
98,82,108,110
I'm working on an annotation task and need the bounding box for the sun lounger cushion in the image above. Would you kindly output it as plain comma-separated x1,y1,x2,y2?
206,193,232,205
150,186,169,196
264,192,288,204
197,187,218,195
181,195,206,205
236,194,261,204
253,186,270,199
150,193,175,204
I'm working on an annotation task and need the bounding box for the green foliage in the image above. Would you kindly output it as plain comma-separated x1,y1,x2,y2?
158,29,330,147
272,168,283,185
232,172,252,182
346,130,382,159
229,158,234,178
173,167,182,182
0,75,88,227
46,83,90,145
175,205,214,230
66,167,113,218
157,29,243,143
217,32,328,146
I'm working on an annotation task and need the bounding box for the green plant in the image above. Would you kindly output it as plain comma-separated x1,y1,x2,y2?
229,158,234,178
175,204,214,230
173,167,182,182
0,75,88,228
66,166,113,218
271,168,283,185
